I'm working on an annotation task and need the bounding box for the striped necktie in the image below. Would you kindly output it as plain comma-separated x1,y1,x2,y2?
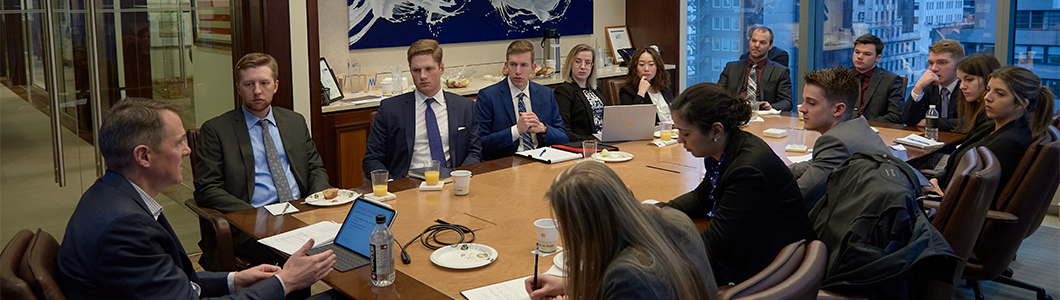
517,93,533,150
747,63,759,103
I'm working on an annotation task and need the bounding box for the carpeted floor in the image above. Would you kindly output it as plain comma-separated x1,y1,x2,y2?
953,225,1059,300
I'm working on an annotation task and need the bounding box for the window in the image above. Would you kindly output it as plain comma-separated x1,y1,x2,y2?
713,38,721,50
859,0,865,5
859,12,865,22
713,17,720,30
1015,1,1058,103
732,39,740,52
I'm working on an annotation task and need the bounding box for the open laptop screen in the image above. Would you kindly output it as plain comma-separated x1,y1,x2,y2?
334,199,397,257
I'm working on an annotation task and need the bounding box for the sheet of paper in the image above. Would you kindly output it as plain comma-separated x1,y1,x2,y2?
257,221,341,255
787,153,814,164
461,276,532,300
264,202,299,215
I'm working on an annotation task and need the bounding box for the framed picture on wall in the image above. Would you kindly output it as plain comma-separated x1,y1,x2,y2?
191,0,232,49
606,26,633,64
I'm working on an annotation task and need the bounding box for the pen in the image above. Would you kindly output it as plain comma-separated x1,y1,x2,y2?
533,243,540,289
540,148,547,156
281,201,291,215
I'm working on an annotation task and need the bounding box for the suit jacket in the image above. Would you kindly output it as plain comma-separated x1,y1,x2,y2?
666,130,815,285
739,47,790,68
935,116,1031,199
194,107,330,214
476,79,568,160
903,80,962,131
789,116,892,208
363,91,482,179
554,82,608,142
618,85,674,123
57,172,285,300
848,67,905,123
718,59,793,111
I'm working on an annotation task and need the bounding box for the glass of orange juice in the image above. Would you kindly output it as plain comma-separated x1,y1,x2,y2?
660,122,673,141
371,169,388,197
424,160,440,186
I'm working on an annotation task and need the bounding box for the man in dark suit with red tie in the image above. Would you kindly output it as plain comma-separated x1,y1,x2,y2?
847,34,906,124
903,39,965,131
718,25,793,112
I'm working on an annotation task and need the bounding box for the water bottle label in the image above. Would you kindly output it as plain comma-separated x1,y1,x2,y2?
370,242,392,279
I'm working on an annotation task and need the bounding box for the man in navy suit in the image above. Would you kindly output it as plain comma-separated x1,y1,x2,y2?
476,39,568,160
56,98,338,299
364,39,482,179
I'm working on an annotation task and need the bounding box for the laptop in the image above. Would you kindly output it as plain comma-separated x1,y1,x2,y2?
600,104,657,142
307,198,397,272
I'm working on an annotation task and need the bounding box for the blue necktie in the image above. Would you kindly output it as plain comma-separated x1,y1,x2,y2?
425,98,446,166
940,87,950,118
517,93,533,150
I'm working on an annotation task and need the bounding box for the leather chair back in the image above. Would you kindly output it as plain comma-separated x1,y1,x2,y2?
721,239,827,300
187,128,200,169
18,230,65,300
605,78,627,106
185,128,244,272
2,230,37,300
966,125,1060,279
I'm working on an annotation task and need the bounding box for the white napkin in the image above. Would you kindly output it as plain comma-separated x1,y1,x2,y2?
758,109,781,115
264,202,299,215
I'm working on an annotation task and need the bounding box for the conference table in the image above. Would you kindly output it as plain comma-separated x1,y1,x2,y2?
222,113,964,299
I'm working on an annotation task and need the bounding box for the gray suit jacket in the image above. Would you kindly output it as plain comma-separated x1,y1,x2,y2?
718,59,793,111
194,107,330,214
789,116,891,209
849,67,905,123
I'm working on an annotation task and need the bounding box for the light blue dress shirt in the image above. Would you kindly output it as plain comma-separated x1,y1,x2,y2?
242,106,301,207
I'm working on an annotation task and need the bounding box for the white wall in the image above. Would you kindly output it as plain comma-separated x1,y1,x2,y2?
192,46,235,128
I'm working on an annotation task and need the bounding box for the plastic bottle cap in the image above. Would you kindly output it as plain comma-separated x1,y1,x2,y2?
376,214,386,224
928,105,935,109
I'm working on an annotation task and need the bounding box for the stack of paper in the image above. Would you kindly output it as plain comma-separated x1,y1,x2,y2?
258,221,342,255
515,147,583,164
893,134,944,148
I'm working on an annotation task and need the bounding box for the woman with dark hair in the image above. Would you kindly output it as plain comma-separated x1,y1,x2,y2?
954,54,1001,133
554,44,608,142
929,66,1056,198
620,47,673,122
525,160,717,300
660,82,815,285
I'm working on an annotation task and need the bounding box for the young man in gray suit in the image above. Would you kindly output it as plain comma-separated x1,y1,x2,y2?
848,34,905,123
718,25,793,111
363,39,482,179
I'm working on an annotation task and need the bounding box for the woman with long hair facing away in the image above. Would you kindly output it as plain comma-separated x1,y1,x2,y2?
554,44,608,142
524,160,718,300
954,54,1001,133
619,47,673,122
660,82,815,285
928,66,1055,198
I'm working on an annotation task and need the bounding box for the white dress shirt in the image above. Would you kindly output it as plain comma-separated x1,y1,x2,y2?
507,78,538,149
648,91,673,122
412,89,451,168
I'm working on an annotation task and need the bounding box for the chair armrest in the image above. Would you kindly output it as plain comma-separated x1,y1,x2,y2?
184,199,237,271
919,169,940,177
985,210,1019,223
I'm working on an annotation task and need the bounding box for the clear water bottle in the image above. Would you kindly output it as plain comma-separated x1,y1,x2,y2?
369,214,394,287
925,104,939,141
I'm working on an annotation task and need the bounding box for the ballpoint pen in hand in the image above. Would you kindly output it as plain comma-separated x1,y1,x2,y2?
533,243,540,289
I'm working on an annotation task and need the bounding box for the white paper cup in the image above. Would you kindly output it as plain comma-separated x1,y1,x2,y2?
534,219,559,253
451,170,472,196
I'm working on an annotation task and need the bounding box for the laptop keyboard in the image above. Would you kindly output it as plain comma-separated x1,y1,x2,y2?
307,243,369,272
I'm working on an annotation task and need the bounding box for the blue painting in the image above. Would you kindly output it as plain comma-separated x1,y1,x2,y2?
348,0,593,50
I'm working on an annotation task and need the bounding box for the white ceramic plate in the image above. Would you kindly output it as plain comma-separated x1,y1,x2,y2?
430,243,498,269
591,151,634,162
304,189,359,206
553,251,566,271
653,129,679,138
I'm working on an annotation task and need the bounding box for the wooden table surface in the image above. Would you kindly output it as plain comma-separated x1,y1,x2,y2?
223,113,963,299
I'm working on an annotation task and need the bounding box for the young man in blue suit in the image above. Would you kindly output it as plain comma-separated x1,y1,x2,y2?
476,39,568,160
364,39,482,179
57,98,338,299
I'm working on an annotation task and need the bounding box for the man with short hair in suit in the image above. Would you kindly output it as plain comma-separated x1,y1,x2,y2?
903,39,965,131
364,39,482,179
848,34,905,123
194,52,332,269
476,39,568,160
57,98,337,300
719,25,793,111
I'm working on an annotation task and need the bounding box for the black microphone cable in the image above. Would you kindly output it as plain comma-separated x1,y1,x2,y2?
397,223,475,264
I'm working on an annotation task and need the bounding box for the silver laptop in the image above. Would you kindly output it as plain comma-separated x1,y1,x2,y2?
600,104,657,142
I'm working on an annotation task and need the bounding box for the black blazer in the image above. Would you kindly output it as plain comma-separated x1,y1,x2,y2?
718,59,793,111
903,81,962,131
363,91,482,179
554,82,608,142
935,117,1031,199
58,172,285,300
666,130,815,284
619,85,674,123
194,107,330,214
848,67,905,123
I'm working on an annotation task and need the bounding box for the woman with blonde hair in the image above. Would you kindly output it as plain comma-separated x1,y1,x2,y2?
620,47,673,122
954,54,1001,133
554,44,608,141
525,160,717,300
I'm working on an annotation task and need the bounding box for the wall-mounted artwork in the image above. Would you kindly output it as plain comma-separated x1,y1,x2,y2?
348,0,593,50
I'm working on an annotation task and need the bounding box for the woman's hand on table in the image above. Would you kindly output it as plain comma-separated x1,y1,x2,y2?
525,274,565,300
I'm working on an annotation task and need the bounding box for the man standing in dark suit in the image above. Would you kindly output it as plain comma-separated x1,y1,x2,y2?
847,34,905,123
718,25,793,111
904,39,965,131
476,40,568,160
194,53,331,267
364,39,481,179
57,98,337,299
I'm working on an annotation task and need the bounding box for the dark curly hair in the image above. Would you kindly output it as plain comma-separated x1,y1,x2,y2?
670,82,752,133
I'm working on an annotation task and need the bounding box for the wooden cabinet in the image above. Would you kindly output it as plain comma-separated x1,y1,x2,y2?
319,107,376,188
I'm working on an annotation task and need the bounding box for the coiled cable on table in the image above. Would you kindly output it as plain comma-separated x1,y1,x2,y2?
398,223,475,264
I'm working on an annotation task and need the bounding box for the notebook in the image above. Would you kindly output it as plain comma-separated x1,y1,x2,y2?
306,198,397,272
600,104,657,142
